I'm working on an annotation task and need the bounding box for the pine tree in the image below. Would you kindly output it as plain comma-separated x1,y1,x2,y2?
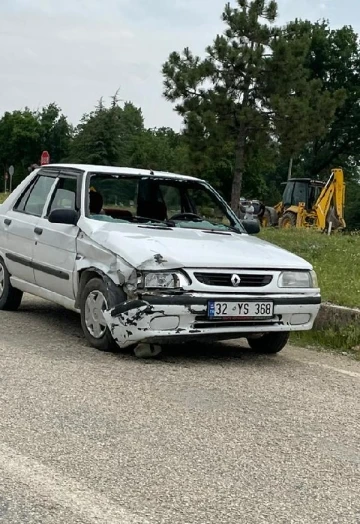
163,0,342,214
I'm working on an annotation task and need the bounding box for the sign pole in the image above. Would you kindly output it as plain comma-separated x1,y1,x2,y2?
8,165,14,193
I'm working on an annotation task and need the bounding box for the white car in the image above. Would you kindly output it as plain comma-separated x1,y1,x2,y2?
0,164,321,357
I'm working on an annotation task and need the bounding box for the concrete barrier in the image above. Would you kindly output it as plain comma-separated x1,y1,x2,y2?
314,303,360,330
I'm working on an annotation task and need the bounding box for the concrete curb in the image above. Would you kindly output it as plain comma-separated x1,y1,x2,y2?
314,302,360,330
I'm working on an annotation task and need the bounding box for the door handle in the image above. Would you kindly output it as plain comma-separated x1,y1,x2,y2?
4,218,11,226
34,227,43,235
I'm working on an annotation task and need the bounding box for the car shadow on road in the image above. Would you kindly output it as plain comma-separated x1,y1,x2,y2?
17,298,282,366
155,341,280,365
16,299,84,338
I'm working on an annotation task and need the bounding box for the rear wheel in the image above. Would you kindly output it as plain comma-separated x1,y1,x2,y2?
280,212,297,229
262,207,279,227
247,332,290,355
0,257,23,311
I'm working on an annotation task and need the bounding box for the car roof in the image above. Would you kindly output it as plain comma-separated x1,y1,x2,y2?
43,164,201,182
285,178,325,185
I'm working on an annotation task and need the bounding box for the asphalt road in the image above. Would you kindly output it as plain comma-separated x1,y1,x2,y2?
0,296,359,524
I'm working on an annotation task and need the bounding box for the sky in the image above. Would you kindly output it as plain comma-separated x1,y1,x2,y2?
0,0,358,130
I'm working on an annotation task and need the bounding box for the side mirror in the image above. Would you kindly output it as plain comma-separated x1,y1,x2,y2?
48,209,79,226
242,219,260,235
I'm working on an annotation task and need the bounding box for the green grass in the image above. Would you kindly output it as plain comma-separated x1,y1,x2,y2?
0,193,8,204
291,325,360,360
260,228,360,309
260,228,360,354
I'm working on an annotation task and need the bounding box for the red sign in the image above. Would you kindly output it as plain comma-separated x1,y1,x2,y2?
41,151,50,165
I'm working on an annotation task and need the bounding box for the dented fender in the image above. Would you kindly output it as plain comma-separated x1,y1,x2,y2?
75,224,183,299
136,252,183,271
74,231,136,300
77,217,184,273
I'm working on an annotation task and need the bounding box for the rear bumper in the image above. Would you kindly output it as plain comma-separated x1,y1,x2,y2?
104,293,321,348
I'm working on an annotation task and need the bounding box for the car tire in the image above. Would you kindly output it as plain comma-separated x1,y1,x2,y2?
263,207,279,227
247,332,290,355
0,257,23,311
280,212,297,228
80,277,121,352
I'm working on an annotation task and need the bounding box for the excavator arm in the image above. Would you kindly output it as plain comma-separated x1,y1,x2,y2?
333,168,346,228
313,168,346,231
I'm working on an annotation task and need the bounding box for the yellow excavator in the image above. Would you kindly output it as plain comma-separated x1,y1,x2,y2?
258,168,346,232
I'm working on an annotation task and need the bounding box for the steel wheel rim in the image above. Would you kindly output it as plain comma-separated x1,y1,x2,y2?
0,263,4,298
85,290,108,339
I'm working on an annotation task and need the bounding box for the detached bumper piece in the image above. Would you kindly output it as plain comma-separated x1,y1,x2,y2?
103,294,321,349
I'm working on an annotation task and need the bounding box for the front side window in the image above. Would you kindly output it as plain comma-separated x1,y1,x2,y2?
14,175,55,217
87,174,241,233
187,186,231,227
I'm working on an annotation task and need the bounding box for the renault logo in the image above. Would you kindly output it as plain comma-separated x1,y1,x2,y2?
231,274,241,287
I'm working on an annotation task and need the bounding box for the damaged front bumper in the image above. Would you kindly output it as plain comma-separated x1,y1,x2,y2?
103,293,321,349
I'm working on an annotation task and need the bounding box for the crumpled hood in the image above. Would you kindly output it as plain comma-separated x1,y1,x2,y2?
79,219,312,270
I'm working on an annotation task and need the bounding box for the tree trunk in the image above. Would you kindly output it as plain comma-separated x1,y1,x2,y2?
230,125,246,216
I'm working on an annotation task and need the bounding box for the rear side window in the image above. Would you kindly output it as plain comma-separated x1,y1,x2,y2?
47,178,78,215
14,175,55,217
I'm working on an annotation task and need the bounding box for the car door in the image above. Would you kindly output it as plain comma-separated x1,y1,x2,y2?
32,170,82,300
3,171,58,284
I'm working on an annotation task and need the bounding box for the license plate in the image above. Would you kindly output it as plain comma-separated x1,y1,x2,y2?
208,301,274,319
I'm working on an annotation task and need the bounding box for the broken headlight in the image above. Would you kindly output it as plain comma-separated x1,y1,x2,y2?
138,271,190,289
278,270,318,288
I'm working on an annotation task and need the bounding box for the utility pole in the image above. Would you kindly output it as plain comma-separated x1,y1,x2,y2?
287,157,293,180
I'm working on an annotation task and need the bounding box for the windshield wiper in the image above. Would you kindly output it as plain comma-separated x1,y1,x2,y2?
132,216,176,228
204,222,242,234
131,216,162,224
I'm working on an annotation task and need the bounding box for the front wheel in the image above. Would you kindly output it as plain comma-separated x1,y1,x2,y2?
80,277,119,352
0,257,23,311
247,332,290,355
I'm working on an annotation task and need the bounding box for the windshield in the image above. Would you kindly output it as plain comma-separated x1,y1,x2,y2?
86,174,243,233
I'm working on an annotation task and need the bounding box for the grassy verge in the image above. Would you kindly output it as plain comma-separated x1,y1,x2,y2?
260,228,360,355
260,228,360,308
0,193,8,204
291,327,360,360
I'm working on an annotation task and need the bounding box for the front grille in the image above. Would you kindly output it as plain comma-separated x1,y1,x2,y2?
193,316,281,329
194,272,273,287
